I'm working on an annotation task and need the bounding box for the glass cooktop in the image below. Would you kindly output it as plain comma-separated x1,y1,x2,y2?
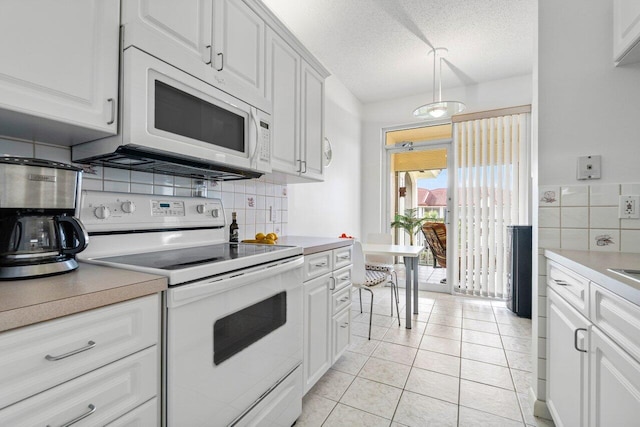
96,243,292,271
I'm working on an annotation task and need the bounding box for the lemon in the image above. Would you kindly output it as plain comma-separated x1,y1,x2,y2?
255,232,266,241
263,238,275,244
266,233,277,241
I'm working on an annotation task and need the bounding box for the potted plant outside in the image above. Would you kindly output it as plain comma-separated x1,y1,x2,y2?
391,208,429,246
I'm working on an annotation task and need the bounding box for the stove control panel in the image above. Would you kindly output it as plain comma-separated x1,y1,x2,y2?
78,191,226,232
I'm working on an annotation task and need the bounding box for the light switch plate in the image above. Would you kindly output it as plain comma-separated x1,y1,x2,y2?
619,195,640,219
577,155,601,180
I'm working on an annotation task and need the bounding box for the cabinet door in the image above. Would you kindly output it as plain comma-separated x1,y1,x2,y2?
0,0,119,134
332,308,351,364
212,0,266,110
122,0,213,70
303,274,332,394
614,0,640,64
547,289,590,427
300,60,325,180
589,327,640,427
267,29,301,175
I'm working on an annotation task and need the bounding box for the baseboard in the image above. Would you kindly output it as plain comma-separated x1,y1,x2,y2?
528,387,553,421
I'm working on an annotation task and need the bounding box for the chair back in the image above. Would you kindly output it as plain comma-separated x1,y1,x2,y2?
351,241,366,285
366,233,393,265
422,222,447,268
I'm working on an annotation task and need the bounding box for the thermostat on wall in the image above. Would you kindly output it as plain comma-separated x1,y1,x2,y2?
577,155,601,180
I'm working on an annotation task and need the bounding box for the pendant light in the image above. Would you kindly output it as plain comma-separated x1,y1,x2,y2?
413,47,465,120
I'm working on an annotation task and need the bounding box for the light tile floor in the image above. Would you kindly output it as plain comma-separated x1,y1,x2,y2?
297,286,556,427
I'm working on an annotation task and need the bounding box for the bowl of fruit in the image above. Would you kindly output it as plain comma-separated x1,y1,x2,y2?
242,232,279,244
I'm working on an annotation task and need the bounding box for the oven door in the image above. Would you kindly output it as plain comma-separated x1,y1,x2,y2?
164,256,303,426
123,47,271,173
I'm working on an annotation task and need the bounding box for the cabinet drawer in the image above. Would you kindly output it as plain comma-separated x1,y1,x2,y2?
333,246,353,269
0,294,159,409
106,397,158,427
591,283,640,363
332,308,351,364
333,265,352,293
547,260,590,316
0,346,157,426
304,251,332,281
332,285,352,315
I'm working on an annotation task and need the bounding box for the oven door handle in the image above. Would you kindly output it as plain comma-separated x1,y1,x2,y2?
167,256,304,308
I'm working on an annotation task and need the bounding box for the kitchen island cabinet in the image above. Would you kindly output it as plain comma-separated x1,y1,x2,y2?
0,0,120,145
545,250,640,427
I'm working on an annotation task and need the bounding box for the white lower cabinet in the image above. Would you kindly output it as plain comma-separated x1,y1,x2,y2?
302,247,352,394
589,327,640,427
0,295,160,425
106,397,158,427
547,288,589,427
546,258,640,427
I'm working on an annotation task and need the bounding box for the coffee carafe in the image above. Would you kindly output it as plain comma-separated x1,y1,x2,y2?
0,157,88,279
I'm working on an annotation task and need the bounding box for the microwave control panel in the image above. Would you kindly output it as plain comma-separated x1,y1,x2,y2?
259,121,270,162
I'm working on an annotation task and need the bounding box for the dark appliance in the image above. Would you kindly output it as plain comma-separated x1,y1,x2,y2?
0,157,88,279
506,225,532,318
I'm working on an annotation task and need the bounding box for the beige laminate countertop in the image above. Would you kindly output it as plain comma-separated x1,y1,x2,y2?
545,249,640,306
0,263,167,332
277,236,354,255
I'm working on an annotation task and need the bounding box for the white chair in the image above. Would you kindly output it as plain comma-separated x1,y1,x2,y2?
352,241,399,340
365,233,401,326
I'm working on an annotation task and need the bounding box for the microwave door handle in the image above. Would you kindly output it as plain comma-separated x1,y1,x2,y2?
249,109,261,163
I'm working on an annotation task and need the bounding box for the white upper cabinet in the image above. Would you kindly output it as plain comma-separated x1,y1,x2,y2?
267,28,325,181
122,0,269,112
212,0,266,108
300,61,324,180
267,29,301,175
613,0,640,65
122,0,213,68
0,0,119,144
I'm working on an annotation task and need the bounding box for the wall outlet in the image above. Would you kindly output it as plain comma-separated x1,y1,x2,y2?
619,195,640,219
577,155,601,180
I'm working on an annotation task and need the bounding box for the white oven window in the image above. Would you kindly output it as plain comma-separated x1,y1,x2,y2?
154,80,245,153
213,291,287,365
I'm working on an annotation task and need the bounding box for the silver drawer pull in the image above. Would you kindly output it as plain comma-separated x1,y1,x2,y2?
45,341,96,361
314,262,327,267
339,297,350,302
340,322,349,328
553,279,568,286
340,277,350,281
338,255,350,260
47,403,96,427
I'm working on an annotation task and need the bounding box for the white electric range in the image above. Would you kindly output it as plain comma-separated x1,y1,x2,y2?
77,191,304,427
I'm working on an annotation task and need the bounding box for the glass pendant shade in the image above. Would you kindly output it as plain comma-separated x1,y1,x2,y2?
413,47,466,120
413,100,466,119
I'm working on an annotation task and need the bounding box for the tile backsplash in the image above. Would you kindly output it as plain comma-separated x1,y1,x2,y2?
1,137,287,240
538,183,640,253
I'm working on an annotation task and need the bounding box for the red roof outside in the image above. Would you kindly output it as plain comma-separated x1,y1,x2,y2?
418,188,447,207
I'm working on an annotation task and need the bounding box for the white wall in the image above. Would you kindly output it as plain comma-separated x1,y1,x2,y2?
538,1,640,186
286,76,363,237
361,74,534,236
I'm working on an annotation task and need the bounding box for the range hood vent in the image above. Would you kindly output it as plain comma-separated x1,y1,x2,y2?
75,146,262,181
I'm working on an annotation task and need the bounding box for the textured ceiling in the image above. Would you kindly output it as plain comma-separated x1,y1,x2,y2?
262,0,535,104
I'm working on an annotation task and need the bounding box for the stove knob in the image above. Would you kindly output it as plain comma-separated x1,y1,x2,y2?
94,205,111,220
196,204,206,214
211,208,219,218
121,201,136,214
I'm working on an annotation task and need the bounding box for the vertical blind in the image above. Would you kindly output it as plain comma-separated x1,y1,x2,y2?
454,112,530,297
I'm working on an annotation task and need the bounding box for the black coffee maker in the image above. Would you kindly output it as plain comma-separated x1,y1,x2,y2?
0,157,88,279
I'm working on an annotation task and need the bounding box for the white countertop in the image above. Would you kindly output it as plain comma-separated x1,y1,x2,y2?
545,249,640,306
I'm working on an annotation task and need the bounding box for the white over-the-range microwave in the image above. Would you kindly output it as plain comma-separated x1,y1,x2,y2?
72,47,271,180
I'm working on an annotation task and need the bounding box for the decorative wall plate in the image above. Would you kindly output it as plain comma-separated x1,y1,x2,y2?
323,137,333,167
